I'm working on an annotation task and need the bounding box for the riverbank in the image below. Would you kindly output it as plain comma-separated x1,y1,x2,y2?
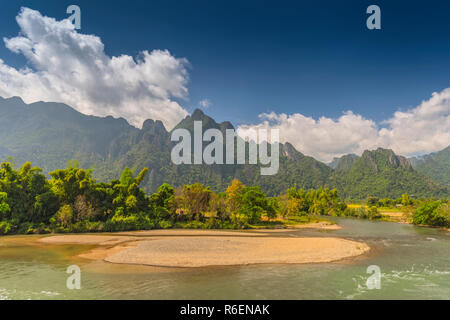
37,223,370,267
2,216,448,299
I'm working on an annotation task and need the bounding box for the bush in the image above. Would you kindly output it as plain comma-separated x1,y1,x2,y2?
0,192,10,216
413,201,449,227
367,206,381,220
231,213,249,229
70,221,105,233
17,222,37,234
355,207,367,219
182,220,206,229
36,223,51,234
154,206,170,220
13,222,50,234
51,205,74,228
158,220,173,229
341,208,355,217
104,215,135,231
0,221,12,235
104,213,155,232
367,197,379,207
205,217,225,229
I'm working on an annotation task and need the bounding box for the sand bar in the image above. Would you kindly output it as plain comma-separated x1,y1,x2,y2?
252,222,341,232
38,228,370,267
104,236,369,267
39,234,138,245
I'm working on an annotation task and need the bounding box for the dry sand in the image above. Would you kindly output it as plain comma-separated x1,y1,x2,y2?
38,234,139,245
113,229,267,237
104,236,369,267
253,221,341,232
294,221,341,230
38,226,370,268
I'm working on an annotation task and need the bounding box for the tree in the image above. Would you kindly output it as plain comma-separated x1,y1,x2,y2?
0,161,58,223
275,194,289,217
266,198,278,220
51,204,74,229
73,195,95,222
401,193,413,206
240,186,269,223
112,167,150,216
413,201,448,227
149,183,175,221
0,192,10,216
50,165,95,205
367,206,381,220
34,191,60,223
150,183,174,209
182,183,212,220
286,184,307,215
120,166,134,187
367,196,379,207
225,179,245,214
288,197,307,216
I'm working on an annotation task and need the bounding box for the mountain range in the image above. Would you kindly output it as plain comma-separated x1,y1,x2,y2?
328,149,448,199
409,146,450,189
0,96,448,199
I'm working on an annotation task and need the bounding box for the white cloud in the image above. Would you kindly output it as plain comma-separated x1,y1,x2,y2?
0,7,189,129
199,98,211,108
378,89,450,156
1,9,448,160
238,89,450,162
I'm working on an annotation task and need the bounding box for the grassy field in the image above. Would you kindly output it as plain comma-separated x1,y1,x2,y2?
346,203,408,223
347,203,402,212
377,207,403,212
250,215,334,229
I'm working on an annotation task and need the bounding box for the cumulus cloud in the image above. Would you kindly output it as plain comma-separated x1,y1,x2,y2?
1,8,448,160
199,98,211,108
378,89,450,156
238,90,450,162
0,7,189,129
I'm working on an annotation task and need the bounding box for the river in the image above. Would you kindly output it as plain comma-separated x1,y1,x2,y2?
0,218,448,299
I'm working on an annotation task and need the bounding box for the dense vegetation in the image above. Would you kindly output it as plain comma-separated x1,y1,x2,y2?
357,194,450,228
331,148,448,199
0,160,447,235
0,160,374,235
410,146,450,189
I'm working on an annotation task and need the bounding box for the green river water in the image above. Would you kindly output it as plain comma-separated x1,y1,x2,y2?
0,217,448,299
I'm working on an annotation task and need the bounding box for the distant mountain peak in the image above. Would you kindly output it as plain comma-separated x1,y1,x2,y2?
410,145,450,188
173,109,235,133
361,148,412,171
332,147,447,199
219,121,234,131
282,142,304,160
191,108,205,119
328,153,359,171
0,96,25,106
4,96,24,104
142,119,167,133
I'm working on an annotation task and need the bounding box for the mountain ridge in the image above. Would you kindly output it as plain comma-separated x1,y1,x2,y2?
409,146,450,188
0,96,448,199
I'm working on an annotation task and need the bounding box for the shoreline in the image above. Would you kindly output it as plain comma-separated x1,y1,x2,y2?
37,224,370,268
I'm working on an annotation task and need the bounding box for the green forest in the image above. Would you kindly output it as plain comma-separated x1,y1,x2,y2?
0,160,448,235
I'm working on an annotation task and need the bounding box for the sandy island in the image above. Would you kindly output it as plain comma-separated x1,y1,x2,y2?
38,224,369,267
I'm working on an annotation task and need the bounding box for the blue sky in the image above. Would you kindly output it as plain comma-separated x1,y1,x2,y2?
0,0,449,160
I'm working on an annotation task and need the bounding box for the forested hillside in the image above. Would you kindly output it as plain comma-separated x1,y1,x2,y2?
330,148,448,199
0,96,448,199
410,146,450,189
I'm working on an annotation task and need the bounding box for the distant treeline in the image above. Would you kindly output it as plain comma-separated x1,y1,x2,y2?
0,161,448,235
